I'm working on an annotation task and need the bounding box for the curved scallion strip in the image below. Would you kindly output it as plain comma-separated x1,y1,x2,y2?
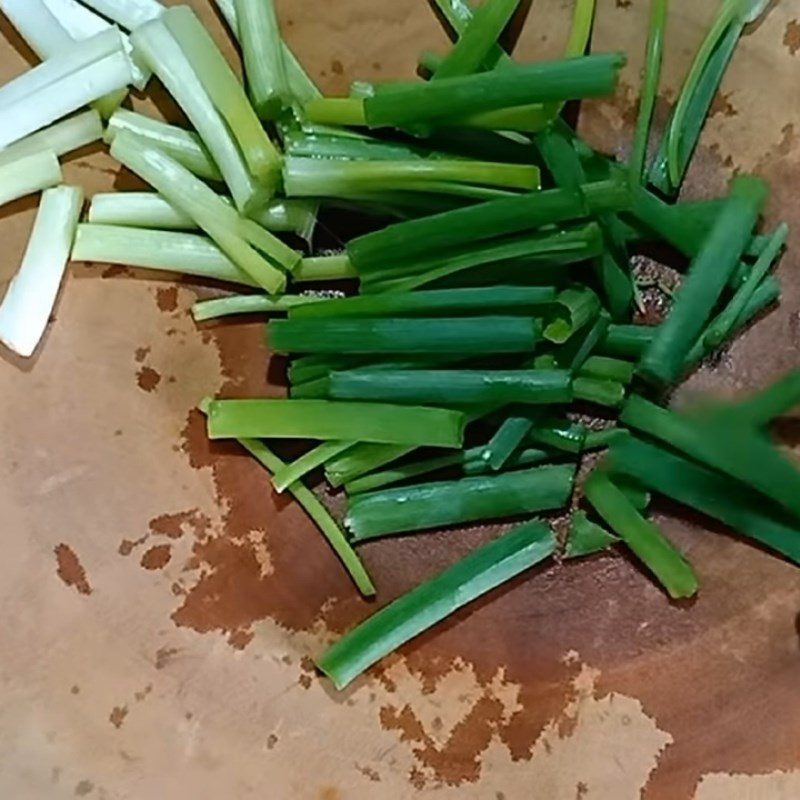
271,441,354,494
238,437,375,597
317,521,555,688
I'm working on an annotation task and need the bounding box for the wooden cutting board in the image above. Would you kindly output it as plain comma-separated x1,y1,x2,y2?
0,2,798,798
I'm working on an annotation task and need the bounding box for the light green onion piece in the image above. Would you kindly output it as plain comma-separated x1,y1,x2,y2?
192,294,329,322
78,0,163,31
317,521,556,688
271,441,354,494
0,150,62,207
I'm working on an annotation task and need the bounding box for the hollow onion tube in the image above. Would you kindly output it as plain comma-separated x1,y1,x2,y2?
235,437,375,598
317,521,555,688
164,6,281,190
345,464,575,540
283,158,541,197
0,150,62,210
268,317,541,355
0,185,83,358
329,369,573,406
583,469,698,599
0,31,134,149
104,109,221,182
131,18,262,213
0,110,102,168
71,224,258,287
110,131,296,293
207,400,466,448
234,0,290,119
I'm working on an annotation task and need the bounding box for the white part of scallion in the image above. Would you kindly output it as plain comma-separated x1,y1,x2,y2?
131,18,261,214
104,108,222,182
0,151,63,207
72,224,258,287
110,131,294,293
0,110,102,168
0,185,83,358
163,5,281,191
234,0,290,120
39,0,151,89
77,0,163,31
0,0,72,55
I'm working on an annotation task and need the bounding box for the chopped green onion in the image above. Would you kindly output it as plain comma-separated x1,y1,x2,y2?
544,287,600,343
0,110,102,169
238,437,375,597
290,287,556,319
629,0,667,183
326,444,417,488
621,394,800,521
346,464,575,540
192,294,327,323
363,54,625,128
271,441,354,494
529,418,587,454
0,150,62,207
105,109,222,182
234,0,290,119
481,416,536,471
565,510,618,559
573,377,626,408
0,185,83,358
345,452,469,495
584,469,698,599
164,6,282,191
606,435,800,565
432,0,521,80
110,131,297,292
72,224,257,288
329,369,573,406
639,175,768,385
562,312,611,371
78,0,164,31
583,426,630,451
293,255,358,283
599,323,654,359
268,317,541,355
579,356,635,385
317,521,555,688
207,399,466,448
463,446,556,476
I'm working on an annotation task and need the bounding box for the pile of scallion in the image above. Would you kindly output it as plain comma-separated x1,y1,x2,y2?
0,0,795,690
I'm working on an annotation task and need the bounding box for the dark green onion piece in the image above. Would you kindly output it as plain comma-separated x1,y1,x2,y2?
289,286,557,319
583,469,698,599
207,399,465,448
544,287,600,344
606,436,800,565
529,419,587,454
432,0,521,80
629,0,667,183
463,446,556,476
316,521,556,688
639,175,768,386
329,369,573,406
346,464,575,540
482,416,536,471
565,511,619,559
579,356,635,385
347,179,629,272
345,451,469,495
562,312,611,372
621,394,800,521
702,224,788,349
583,426,630,451
326,443,417,488
573,377,626,408
268,317,541,355
600,324,654,359
363,54,625,128
238,438,376,596
271,441,353,493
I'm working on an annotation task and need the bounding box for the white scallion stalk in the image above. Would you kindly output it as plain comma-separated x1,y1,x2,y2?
0,185,82,357
0,151,63,207
234,0,290,120
40,0,151,89
131,18,262,214
0,0,72,56
192,293,326,322
0,110,102,168
163,6,280,192
104,109,222,182
110,131,297,293
78,0,163,31
72,224,258,287
88,191,319,240
282,157,541,197
212,0,321,108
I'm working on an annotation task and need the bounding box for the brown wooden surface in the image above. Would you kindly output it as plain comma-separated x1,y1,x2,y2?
0,2,799,798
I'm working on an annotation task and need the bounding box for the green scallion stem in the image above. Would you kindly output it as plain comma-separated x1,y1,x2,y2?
583,469,698,599
192,293,328,322
345,451,468,496
346,464,575,540
573,377,626,408
207,399,465,448
482,416,536,471
316,521,556,688
293,255,358,283
271,441,354,494
544,287,600,343
564,510,618,559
